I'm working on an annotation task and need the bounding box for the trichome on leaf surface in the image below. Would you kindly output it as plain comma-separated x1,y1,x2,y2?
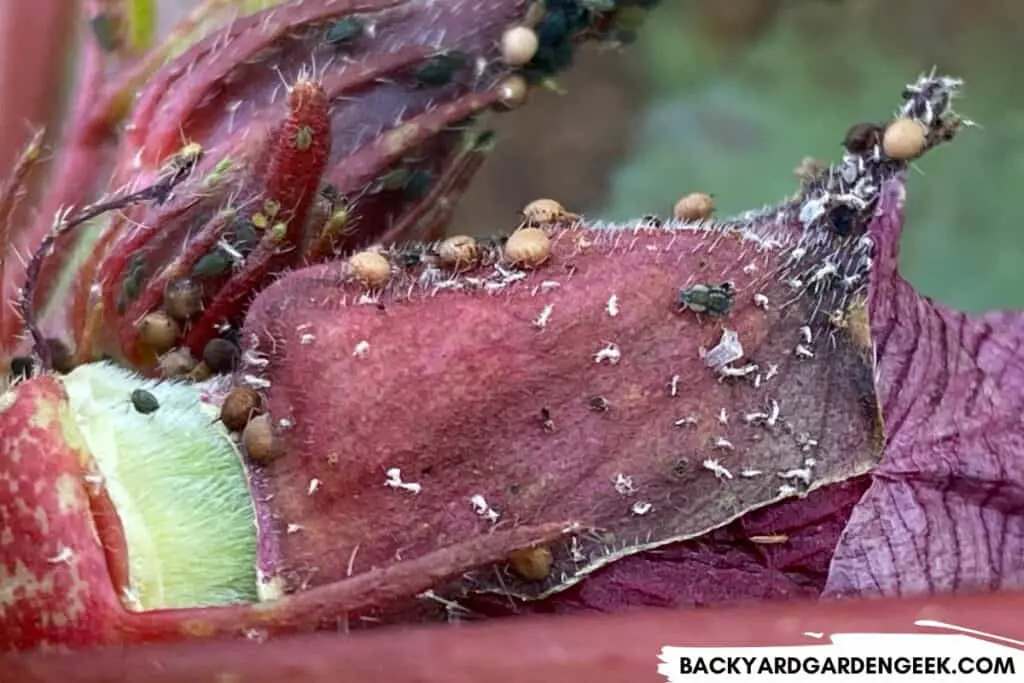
2,0,1023,674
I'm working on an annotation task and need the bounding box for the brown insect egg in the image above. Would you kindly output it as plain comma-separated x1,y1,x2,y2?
882,117,928,161
348,250,392,288
242,414,278,464
673,192,715,222
220,386,263,432
496,75,529,110
158,348,197,378
501,26,539,67
163,277,203,320
202,338,241,374
438,235,480,271
507,545,553,581
522,198,572,225
137,311,181,353
504,227,551,268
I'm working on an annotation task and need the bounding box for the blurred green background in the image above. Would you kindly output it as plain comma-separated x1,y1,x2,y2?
452,0,1024,313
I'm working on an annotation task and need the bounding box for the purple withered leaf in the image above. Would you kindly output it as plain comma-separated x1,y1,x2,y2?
823,177,1024,598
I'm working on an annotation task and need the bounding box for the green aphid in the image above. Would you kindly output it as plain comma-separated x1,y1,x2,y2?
413,52,468,86
232,219,261,252
403,169,432,201
294,126,314,151
121,254,147,304
263,199,281,218
377,167,411,192
90,13,120,53
460,129,497,154
270,222,288,243
677,282,735,317
191,250,233,278
130,388,160,414
203,158,234,187
325,16,365,45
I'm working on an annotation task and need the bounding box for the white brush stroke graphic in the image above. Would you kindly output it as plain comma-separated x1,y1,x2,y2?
658,621,1023,682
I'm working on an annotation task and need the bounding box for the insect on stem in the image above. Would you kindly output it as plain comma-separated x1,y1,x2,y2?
18,150,203,370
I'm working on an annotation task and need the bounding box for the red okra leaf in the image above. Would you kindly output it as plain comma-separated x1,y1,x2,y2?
239,196,883,613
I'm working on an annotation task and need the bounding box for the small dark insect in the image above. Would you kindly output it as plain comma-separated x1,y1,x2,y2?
89,13,119,52
641,213,663,227
677,282,735,317
588,396,610,412
130,388,160,414
192,249,234,278
325,17,365,45
413,52,468,86
122,254,148,304
826,204,859,237
842,122,884,155
540,407,555,431
8,356,34,381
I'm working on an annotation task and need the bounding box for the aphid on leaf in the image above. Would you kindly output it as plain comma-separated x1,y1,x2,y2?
137,311,181,353
501,26,540,66
130,389,160,415
7,356,34,381
121,253,148,304
294,126,314,151
404,169,432,200
203,338,240,374
504,227,551,268
377,167,411,192
506,545,553,581
191,249,234,278
163,277,203,321
89,13,119,52
438,235,480,271
349,250,392,288
678,282,735,317
157,348,197,378
413,52,468,86
842,122,884,155
521,198,577,225
243,414,278,464
673,192,714,222
220,387,264,432
324,16,365,46
883,117,927,160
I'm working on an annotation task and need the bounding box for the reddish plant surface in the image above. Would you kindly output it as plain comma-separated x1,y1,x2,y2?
3,0,1024,680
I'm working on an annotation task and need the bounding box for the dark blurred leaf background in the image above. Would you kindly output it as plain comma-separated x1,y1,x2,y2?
453,0,1024,313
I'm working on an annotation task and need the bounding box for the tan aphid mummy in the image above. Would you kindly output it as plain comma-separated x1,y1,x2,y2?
521,198,576,225
438,235,480,271
243,414,278,464
137,311,181,353
882,117,927,161
220,386,263,433
158,348,197,378
348,250,392,288
501,26,539,67
504,227,551,268
496,75,529,110
673,192,715,222
507,545,553,581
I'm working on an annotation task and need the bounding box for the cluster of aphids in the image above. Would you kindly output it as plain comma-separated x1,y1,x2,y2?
215,197,582,466
793,73,971,239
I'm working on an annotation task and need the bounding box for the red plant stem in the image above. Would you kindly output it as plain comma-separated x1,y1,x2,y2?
6,591,1024,683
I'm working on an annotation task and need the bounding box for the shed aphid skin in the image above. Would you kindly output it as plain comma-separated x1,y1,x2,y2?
593,342,621,365
702,328,743,369
470,494,500,523
703,459,733,480
130,388,160,415
630,501,653,516
384,468,421,495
